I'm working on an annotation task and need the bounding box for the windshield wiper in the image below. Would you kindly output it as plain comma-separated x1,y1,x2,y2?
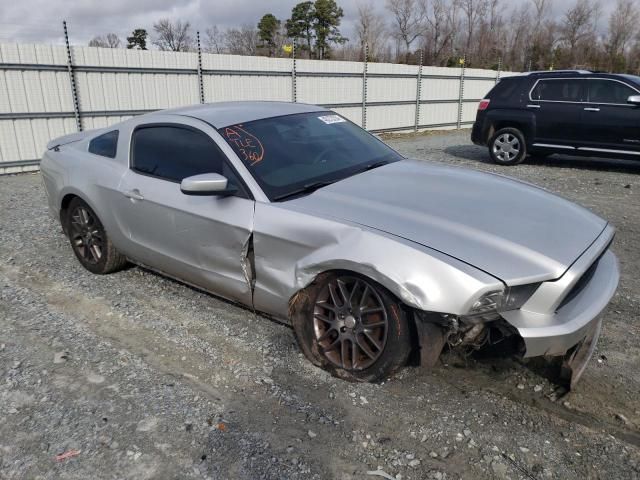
273,180,335,201
357,160,390,174
272,161,391,202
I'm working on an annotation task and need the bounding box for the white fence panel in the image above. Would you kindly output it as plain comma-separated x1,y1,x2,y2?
367,104,415,131
0,42,515,173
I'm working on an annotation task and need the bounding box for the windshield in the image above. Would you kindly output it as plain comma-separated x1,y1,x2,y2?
219,112,403,201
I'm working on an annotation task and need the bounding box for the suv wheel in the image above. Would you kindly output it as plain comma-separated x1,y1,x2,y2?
489,127,526,165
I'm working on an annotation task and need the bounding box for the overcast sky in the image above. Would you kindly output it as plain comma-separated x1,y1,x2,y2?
0,0,613,46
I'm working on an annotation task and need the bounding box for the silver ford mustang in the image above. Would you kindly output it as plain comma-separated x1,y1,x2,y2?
41,101,619,386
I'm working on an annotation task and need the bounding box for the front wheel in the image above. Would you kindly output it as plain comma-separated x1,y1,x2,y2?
291,272,412,382
489,127,527,165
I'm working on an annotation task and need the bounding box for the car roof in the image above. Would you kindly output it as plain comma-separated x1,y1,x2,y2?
618,74,640,87
520,70,639,83
155,101,329,128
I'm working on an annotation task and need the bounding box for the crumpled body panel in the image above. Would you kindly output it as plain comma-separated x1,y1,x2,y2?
251,202,503,322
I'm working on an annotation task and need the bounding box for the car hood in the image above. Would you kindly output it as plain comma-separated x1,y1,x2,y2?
284,160,607,284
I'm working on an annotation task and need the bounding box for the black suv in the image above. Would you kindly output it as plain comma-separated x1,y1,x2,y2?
471,70,640,165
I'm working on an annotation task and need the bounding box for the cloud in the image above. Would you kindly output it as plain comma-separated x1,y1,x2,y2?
0,0,360,45
0,0,613,46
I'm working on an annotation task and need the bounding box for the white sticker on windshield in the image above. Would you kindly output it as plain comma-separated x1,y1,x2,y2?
318,114,346,124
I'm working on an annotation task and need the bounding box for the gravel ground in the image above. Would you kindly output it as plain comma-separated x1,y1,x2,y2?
1,129,639,479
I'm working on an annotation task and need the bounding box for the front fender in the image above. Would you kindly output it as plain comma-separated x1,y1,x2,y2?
252,203,503,320
293,227,504,315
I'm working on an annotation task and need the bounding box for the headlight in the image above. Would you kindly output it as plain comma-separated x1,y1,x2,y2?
469,284,540,315
502,284,540,311
469,290,504,314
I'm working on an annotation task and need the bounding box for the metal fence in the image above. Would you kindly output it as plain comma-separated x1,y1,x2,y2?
0,34,515,174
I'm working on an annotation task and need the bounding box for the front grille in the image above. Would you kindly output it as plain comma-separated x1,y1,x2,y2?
556,256,601,311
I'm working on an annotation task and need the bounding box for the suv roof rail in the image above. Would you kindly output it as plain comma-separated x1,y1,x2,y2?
522,69,592,76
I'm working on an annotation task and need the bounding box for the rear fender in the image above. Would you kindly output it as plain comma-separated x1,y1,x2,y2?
485,109,536,146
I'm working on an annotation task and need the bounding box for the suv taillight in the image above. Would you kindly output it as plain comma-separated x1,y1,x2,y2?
478,99,490,111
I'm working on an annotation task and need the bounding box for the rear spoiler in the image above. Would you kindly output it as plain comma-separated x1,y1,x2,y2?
46,130,95,150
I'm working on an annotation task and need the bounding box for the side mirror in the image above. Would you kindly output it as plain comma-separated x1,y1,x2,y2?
627,95,640,106
180,173,235,196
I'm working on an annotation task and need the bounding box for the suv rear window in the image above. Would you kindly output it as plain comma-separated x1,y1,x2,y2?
88,130,118,158
530,79,585,102
487,78,519,101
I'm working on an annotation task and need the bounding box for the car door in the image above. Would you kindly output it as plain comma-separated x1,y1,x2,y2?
579,78,640,154
528,78,587,147
114,117,256,306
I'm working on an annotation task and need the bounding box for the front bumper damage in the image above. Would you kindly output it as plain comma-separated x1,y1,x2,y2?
415,226,619,388
501,226,619,387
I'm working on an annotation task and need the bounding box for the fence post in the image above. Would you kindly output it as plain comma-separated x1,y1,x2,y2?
414,49,423,132
457,54,466,130
496,56,502,84
291,39,297,103
63,20,82,132
362,43,368,129
196,31,205,104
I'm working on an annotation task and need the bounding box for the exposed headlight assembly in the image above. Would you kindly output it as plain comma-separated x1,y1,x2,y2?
468,284,540,316
469,290,504,315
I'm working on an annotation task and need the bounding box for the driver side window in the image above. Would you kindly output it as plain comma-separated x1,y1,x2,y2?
131,125,249,198
588,80,637,105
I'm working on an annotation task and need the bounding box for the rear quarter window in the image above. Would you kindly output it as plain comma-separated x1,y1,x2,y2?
486,78,520,101
88,130,119,158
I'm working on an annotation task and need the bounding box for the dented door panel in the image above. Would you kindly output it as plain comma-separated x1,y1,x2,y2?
116,170,256,305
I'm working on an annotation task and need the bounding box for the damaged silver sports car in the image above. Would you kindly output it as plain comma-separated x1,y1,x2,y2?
40,102,619,387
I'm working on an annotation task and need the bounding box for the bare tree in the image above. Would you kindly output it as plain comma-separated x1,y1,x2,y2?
386,0,426,62
531,0,551,34
473,0,502,65
604,0,639,71
152,19,193,52
88,33,121,48
355,1,388,61
419,0,456,65
631,30,640,74
204,26,225,53
559,0,600,66
459,0,490,54
504,3,533,69
224,25,259,56
527,0,555,69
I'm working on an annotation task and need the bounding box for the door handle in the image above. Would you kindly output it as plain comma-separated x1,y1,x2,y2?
584,107,600,112
123,189,144,201
526,104,541,108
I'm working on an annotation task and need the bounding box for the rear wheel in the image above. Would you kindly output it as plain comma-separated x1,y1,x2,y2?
65,197,127,274
489,127,527,165
291,272,412,382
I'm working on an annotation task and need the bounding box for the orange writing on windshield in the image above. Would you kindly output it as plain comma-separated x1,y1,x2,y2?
224,125,265,166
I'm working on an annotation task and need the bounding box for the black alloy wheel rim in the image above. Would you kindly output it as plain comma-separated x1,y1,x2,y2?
313,276,389,370
69,206,104,265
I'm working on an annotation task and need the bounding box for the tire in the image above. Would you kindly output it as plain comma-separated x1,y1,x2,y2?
488,127,527,165
65,197,128,274
291,272,412,382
